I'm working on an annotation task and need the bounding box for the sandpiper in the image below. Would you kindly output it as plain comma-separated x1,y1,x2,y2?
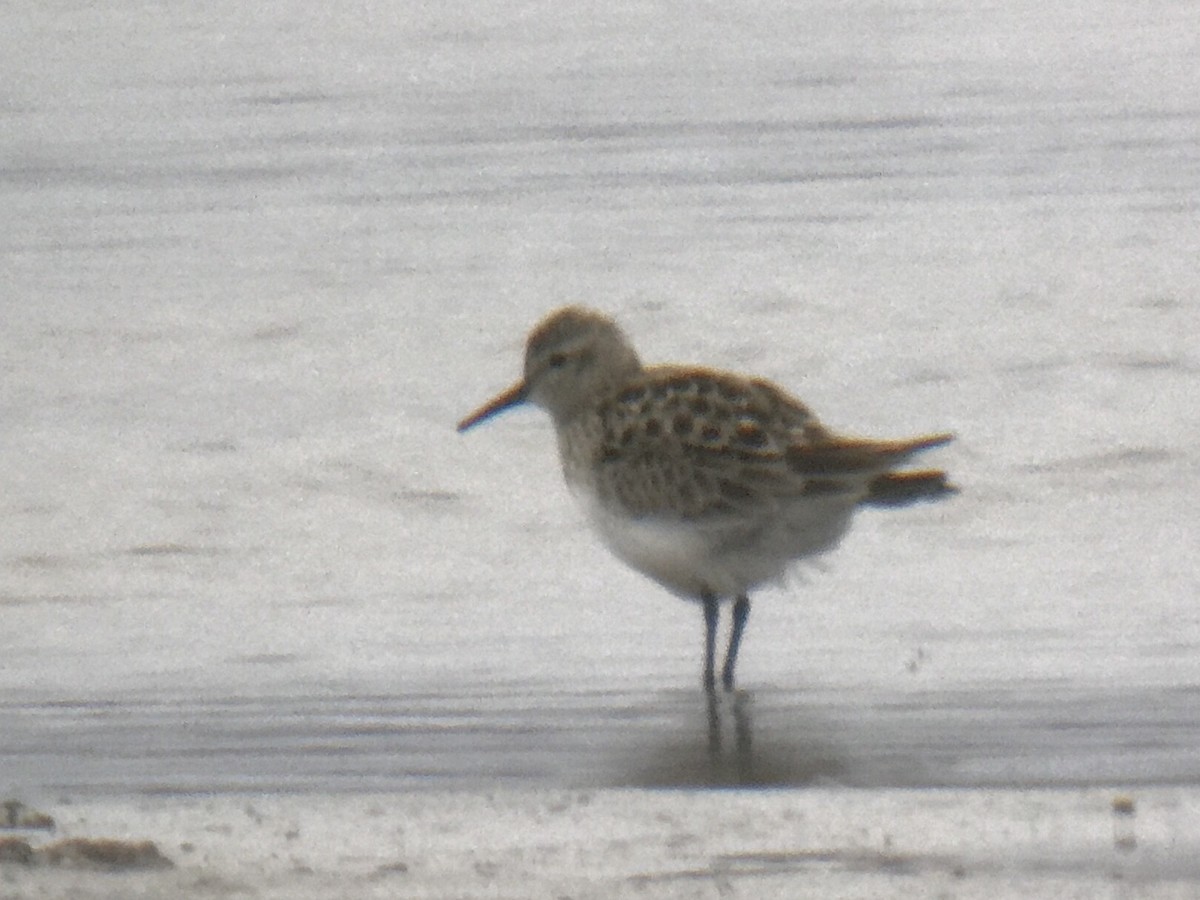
458,306,955,691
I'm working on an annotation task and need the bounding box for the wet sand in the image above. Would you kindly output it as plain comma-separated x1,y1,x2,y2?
6,683,1200,897
4,788,1199,899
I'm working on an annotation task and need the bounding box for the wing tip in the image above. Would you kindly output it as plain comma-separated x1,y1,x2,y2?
862,469,958,507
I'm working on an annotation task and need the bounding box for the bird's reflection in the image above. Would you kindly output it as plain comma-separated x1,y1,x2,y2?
621,687,847,788
706,689,754,782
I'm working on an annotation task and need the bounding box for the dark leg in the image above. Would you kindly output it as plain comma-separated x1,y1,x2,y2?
721,594,751,691
702,593,719,692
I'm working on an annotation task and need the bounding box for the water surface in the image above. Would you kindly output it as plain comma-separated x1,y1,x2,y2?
2,0,1199,796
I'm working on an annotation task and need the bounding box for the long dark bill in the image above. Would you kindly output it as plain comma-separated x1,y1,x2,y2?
456,380,529,432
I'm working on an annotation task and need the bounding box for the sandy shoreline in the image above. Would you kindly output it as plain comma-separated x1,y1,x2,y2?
3,787,1198,899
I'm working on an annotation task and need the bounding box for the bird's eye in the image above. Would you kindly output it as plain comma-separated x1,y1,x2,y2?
547,352,568,369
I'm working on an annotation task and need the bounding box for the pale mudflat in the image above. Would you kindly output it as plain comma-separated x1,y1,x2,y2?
4,789,1199,900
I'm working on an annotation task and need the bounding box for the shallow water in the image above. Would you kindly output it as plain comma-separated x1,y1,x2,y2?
6,681,1200,795
3,0,1199,796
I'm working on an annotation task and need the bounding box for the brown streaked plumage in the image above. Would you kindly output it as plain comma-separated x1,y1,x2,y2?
458,306,956,691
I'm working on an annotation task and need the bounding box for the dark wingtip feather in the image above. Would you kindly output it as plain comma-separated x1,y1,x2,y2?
861,470,958,507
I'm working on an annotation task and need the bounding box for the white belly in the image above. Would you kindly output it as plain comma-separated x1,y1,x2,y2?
578,491,855,600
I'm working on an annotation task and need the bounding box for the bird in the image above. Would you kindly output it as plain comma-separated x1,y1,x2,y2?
457,306,955,691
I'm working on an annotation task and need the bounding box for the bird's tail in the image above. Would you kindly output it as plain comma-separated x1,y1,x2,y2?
861,470,958,507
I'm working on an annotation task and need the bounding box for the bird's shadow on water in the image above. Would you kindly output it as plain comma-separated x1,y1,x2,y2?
618,689,849,788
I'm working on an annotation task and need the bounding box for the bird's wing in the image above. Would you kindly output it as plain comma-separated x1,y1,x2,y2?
785,432,954,475
589,367,952,519
588,368,821,518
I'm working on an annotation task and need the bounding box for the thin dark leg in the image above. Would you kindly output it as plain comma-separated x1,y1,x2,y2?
702,593,719,692
721,594,751,691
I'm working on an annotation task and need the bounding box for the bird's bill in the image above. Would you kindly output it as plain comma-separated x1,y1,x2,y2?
456,380,529,432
